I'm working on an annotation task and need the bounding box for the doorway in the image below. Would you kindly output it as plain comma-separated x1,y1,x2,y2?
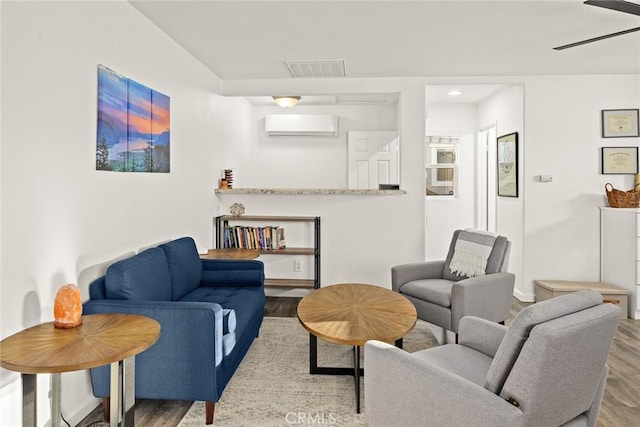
478,124,497,232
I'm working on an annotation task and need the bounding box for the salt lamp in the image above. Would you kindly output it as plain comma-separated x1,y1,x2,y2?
53,284,83,328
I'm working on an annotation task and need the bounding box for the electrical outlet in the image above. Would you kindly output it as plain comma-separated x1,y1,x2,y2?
294,258,303,272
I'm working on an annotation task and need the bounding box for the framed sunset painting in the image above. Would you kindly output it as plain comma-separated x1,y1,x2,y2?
96,65,170,172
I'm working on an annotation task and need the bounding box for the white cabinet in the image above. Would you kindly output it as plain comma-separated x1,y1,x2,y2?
600,207,640,319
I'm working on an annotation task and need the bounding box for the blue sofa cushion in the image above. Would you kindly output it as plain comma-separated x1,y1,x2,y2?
160,237,203,300
105,248,172,301
179,286,265,339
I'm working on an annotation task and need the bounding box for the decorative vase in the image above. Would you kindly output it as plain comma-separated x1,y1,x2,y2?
230,202,245,216
223,169,234,189
53,284,83,328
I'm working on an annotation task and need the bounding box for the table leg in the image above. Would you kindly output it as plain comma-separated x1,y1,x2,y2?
21,374,36,427
353,346,361,414
122,357,135,426
110,360,122,427
308,334,364,413
109,357,136,427
50,373,61,427
309,334,364,375
309,333,319,373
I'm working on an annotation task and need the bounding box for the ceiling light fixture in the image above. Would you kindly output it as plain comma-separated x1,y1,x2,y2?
448,90,463,96
272,96,301,107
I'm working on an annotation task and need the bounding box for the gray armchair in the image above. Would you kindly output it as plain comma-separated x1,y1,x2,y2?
364,291,620,427
392,229,514,342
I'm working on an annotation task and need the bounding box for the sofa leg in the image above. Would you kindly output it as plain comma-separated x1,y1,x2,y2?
102,397,110,422
206,401,215,424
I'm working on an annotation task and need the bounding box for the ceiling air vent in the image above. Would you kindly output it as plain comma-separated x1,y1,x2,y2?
284,60,346,78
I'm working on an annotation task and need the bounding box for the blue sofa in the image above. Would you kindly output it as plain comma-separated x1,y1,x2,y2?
83,237,265,425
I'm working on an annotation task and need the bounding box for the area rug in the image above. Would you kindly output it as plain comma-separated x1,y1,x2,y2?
178,316,438,427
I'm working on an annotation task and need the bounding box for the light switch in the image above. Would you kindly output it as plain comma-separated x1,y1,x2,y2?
540,175,553,182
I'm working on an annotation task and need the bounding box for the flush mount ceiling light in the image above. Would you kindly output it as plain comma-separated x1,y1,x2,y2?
272,96,301,107
448,90,463,96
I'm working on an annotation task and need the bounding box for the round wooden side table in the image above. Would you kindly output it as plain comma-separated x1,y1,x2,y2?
200,248,261,260
0,313,160,427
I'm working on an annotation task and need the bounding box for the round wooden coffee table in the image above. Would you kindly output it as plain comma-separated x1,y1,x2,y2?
297,283,417,413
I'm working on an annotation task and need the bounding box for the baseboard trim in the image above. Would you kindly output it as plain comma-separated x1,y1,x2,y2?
514,288,535,303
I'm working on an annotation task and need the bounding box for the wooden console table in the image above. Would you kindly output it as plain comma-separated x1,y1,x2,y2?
535,279,629,318
0,314,160,427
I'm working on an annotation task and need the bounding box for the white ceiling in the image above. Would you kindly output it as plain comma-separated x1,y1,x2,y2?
129,0,640,81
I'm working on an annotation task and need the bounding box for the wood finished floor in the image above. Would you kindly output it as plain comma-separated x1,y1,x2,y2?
77,296,639,427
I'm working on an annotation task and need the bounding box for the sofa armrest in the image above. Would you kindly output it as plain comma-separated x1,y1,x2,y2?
458,316,508,358
391,261,445,292
200,259,265,288
83,299,225,367
450,272,515,332
364,340,523,427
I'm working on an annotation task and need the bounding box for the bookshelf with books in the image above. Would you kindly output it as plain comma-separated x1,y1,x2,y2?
214,215,321,289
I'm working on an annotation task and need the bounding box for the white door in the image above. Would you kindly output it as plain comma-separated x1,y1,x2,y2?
347,131,399,190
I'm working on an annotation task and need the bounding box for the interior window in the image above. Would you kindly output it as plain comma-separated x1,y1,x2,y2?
425,136,458,197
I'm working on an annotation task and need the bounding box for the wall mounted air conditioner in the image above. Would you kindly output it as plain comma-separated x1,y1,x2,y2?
265,114,339,137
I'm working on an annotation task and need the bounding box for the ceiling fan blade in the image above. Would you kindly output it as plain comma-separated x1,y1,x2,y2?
584,0,640,16
553,26,640,50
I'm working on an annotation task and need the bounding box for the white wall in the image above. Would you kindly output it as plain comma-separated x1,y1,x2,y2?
477,85,526,298
424,103,478,259
0,1,236,424
522,75,639,300
228,102,398,189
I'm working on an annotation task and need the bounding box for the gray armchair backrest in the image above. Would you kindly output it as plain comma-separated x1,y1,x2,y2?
500,303,620,426
483,290,606,395
443,230,510,281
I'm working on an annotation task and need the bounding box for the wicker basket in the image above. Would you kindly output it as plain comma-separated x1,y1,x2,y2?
605,183,640,208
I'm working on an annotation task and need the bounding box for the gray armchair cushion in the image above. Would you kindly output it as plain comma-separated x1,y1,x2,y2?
413,344,493,386
399,279,453,307
483,290,604,394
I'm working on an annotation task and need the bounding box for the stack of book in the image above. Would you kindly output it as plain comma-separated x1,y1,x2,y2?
223,225,286,250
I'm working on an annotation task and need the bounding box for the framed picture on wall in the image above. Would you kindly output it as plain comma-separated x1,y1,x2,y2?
601,109,639,138
601,146,639,174
497,132,518,197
